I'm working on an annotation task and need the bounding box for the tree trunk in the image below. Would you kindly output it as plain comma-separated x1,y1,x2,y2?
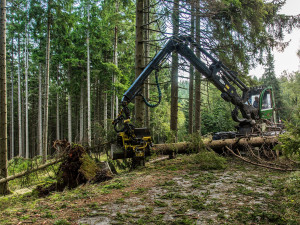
188,2,195,134
17,36,22,157
111,2,119,122
103,90,108,135
152,136,279,154
56,94,60,140
10,38,14,159
80,82,84,143
25,21,29,158
87,2,91,147
170,0,179,141
144,0,150,127
56,66,60,141
68,69,72,143
194,0,201,134
42,1,51,163
38,64,43,156
0,0,9,195
134,0,144,127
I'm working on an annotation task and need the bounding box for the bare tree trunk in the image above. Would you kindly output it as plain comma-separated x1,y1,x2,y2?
10,38,14,159
113,2,119,121
42,1,51,163
56,94,59,140
170,0,179,142
0,0,9,195
115,95,119,118
111,2,119,121
17,36,22,157
194,0,201,134
22,93,25,155
144,0,150,127
80,82,84,143
67,69,72,143
38,64,43,156
104,90,107,135
188,2,195,134
135,0,144,127
25,20,29,158
56,66,60,140
111,82,115,120
87,2,91,147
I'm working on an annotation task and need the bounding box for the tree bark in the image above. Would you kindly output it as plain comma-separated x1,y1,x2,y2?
0,0,9,195
25,20,29,158
38,64,43,156
134,0,144,127
152,136,279,154
194,0,201,134
17,36,22,157
10,38,14,159
188,2,195,134
42,1,51,163
68,69,72,143
80,82,84,143
144,0,150,127
170,0,179,141
56,65,60,141
87,2,91,147
103,90,108,135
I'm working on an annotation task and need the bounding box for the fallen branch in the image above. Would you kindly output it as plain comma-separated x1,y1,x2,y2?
148,156,169,164
225,146,296,171
0,158,63,185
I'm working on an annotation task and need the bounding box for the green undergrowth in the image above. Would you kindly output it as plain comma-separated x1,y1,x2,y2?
183,151,227,170
7,156,60,191
283,171,300,219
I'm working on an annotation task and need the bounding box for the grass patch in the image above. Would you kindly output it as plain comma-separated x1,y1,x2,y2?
154,200,168,207
183,151,227,170
192,172,217,187
160,192,186,199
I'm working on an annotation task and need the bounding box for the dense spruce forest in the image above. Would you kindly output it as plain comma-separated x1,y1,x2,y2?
1,0,298,157
0,1,300,221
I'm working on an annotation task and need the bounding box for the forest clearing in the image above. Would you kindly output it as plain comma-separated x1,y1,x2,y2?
0,0,300,224
0,152,300,224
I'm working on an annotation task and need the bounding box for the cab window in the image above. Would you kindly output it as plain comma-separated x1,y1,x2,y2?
261,90,272,110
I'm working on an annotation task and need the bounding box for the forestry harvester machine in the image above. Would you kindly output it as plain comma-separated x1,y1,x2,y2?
111,36,282,163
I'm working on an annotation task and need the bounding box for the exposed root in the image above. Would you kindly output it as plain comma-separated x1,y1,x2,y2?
35,140,113,196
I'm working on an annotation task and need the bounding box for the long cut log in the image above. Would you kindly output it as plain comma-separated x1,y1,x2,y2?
152,136,278,155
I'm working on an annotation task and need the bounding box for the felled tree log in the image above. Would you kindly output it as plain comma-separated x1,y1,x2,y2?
152,136,279,155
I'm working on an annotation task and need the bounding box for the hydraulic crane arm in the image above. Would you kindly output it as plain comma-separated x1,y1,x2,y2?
116,36,259,134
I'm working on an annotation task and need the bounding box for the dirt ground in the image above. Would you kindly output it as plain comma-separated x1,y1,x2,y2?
0,154,299,225
77,158,292,225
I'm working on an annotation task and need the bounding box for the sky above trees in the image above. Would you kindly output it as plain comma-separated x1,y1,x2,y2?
249,0,300,77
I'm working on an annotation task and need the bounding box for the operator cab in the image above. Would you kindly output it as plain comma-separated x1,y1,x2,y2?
248,86,276,122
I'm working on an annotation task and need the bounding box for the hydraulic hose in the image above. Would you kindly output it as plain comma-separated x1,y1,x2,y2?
142,74,161,108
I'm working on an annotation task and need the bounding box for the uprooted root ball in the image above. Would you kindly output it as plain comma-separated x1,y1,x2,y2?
35,140,113,196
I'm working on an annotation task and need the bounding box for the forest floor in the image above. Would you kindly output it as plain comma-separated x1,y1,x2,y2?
0,152,300,225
